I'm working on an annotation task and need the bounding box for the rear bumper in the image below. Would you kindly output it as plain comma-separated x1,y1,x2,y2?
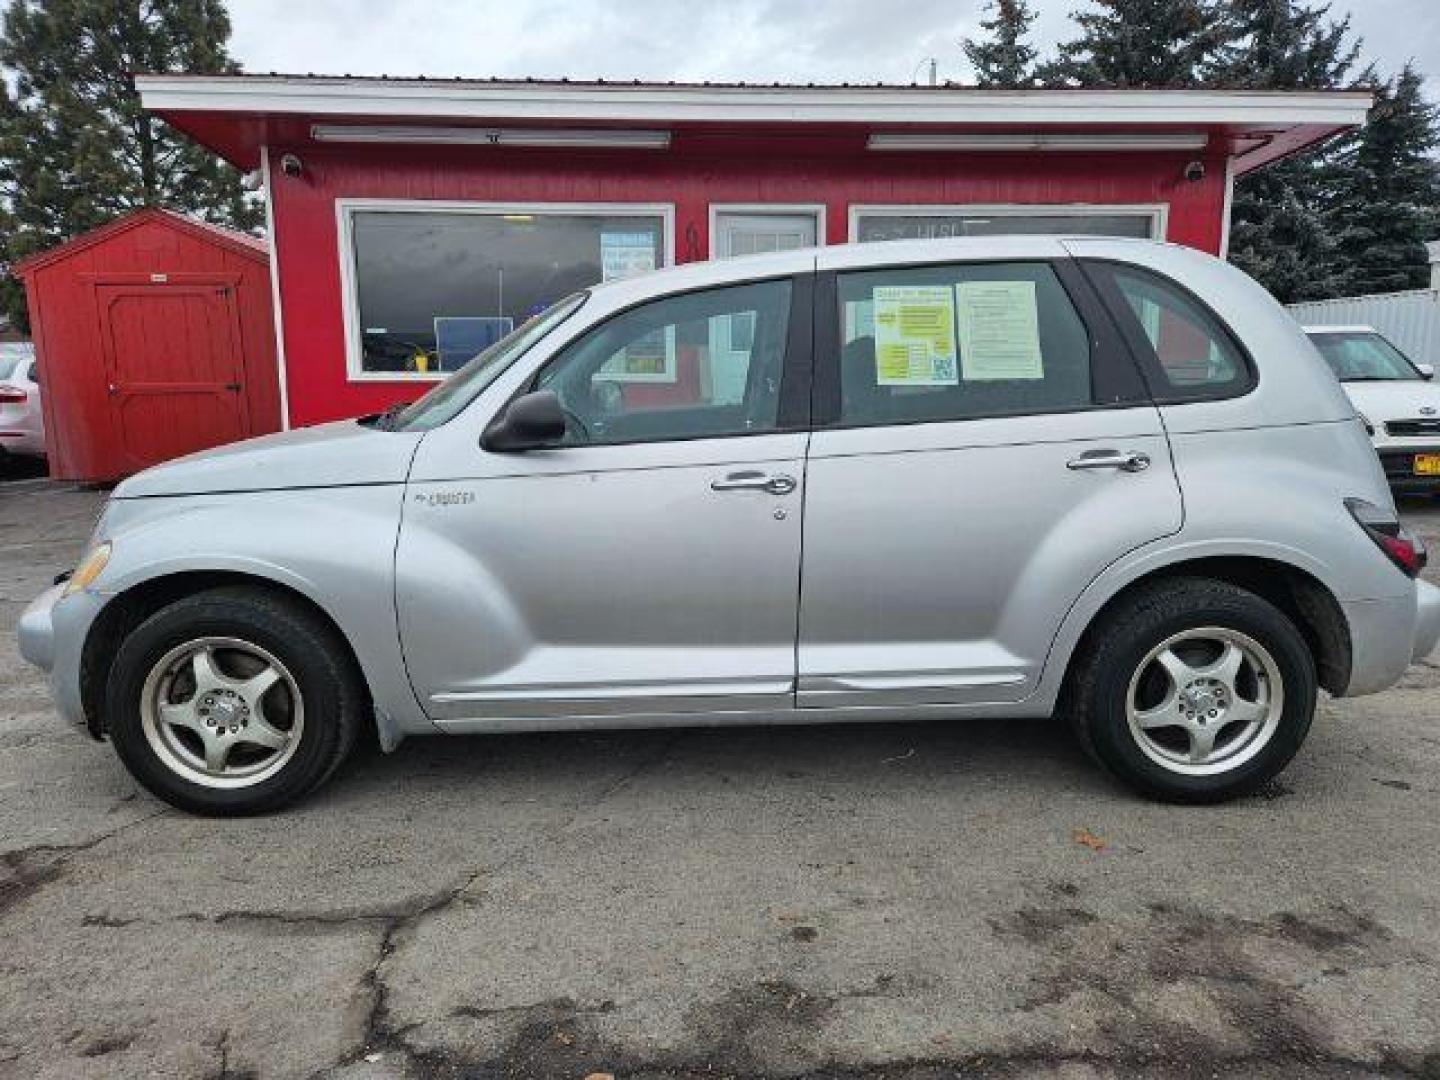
17,583,105,733
1341,579,1440,696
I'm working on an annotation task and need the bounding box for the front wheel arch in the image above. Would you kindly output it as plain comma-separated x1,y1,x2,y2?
81,571,372,741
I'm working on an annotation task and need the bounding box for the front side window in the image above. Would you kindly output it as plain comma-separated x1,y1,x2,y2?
1309,332,1421,382
535,279,793,446
1098,264,1250,398
835,261,1093,426
386,293,587,432
347,208,665,376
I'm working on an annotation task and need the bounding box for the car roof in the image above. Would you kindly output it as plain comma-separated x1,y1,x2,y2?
1301,324,1378,335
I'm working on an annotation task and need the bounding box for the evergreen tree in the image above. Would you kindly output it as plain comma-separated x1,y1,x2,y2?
962,0,1039,88
0,0,260,330
1205,0,1363,89
1038,0,1232,88
1328,65,1440,297
1207,0,1367,302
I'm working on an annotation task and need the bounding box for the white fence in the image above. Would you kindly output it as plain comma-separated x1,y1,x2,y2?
1288,288,1440,365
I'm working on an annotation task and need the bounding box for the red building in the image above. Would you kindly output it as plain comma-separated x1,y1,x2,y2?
137,76,1370,429
15,208,280,480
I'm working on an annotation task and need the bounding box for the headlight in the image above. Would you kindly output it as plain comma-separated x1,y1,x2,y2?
63,542,111,596
1357,412,1375,436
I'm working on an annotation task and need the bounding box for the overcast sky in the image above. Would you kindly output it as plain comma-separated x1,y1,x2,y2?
224,0,1438,90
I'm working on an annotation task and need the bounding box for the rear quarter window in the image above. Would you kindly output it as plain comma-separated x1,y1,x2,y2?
1087,261,1254,403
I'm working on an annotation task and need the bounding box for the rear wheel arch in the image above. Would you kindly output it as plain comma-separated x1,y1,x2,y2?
81,571,372,740
1061,556,1352,701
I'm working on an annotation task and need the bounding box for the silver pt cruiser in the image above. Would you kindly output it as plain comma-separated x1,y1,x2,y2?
19,237,1440,814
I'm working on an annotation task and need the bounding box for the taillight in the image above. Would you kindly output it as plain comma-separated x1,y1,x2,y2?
1345,498,1427,577
0,385,26,404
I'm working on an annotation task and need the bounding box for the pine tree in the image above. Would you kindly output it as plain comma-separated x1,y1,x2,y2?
1038,0,1232,88
0,0,260,330
1206,0,1367,302
962,0,1039,88
1328,65,1440,297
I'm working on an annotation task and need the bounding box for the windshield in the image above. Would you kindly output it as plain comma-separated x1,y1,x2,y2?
1309,331,1421,382
378,293,587,432
0,343,33,381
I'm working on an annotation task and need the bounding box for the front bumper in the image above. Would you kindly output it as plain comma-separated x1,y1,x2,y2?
17,583,106,733
1376,447,1440,493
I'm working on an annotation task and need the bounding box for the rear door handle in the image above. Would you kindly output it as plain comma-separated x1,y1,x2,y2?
711,470,798,495
1066,449,1151,473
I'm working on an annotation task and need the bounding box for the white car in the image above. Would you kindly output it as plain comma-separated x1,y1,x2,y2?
0,342,44,463
1304,325,1440,494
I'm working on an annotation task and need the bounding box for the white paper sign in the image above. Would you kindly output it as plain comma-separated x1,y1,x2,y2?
600,232,657,282
956,280,1044,381
872,285,959,386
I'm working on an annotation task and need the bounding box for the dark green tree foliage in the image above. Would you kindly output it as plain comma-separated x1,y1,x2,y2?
962,0,1039,88
1038,0,1229,88
1206,0,1367,301
1327,65,1440,296
0,0,260,330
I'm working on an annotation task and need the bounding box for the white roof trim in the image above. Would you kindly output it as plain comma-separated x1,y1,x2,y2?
136,75,1372,129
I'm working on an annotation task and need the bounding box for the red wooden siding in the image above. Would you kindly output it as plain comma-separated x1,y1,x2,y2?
268,144,1228,427
17,209,280,481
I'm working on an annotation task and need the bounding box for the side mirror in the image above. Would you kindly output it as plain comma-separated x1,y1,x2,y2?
1418,363,1435,380
481,390,567,452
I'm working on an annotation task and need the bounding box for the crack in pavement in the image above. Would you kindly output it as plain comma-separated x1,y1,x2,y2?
0,808,169,920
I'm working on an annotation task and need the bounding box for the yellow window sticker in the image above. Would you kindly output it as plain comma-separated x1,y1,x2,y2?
872,285,959,386
956,280,1044,381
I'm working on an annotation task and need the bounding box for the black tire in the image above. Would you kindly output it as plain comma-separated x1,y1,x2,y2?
1066,577,1318,804
104,586,364,815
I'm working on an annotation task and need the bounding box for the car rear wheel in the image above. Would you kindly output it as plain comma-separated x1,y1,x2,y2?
105,587,362,815
1067,577,1317,803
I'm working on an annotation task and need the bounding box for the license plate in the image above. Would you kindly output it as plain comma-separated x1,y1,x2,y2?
1415,454,1440,476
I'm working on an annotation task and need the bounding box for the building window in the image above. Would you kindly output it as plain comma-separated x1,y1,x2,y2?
850,205,1164,244
339,203,671,379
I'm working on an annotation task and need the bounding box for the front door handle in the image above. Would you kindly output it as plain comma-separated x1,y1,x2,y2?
711,470,798,495
1066,449,1152,473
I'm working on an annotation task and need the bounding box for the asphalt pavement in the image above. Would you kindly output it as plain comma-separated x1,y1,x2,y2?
2,480,1439,1079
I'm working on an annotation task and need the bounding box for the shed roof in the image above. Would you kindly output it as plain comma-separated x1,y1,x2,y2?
14,207,266,277
136,74,1372,176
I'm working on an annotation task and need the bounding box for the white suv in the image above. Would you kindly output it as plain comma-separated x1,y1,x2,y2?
1304,325,1440,494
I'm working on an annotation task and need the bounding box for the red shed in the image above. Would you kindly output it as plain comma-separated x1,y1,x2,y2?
136,76,1372,429
15,208,280,481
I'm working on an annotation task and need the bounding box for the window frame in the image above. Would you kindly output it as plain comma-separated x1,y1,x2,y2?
811,256,1148,431
335,199,676,383
1081,258,1258,405
708,204,827,258
846,203,1169,244
509,271,816,450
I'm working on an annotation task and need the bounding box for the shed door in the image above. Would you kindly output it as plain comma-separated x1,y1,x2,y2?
97,283,249,471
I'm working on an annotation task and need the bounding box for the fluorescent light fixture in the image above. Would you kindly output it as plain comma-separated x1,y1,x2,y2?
867,131,1209,152
311,124,671,149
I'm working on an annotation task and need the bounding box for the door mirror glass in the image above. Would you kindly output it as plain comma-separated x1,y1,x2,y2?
1418,363,1435,380
481,390,567,452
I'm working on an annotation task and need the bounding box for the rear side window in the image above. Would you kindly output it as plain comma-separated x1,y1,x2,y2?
1094,263,1252,400
834,261,1093,426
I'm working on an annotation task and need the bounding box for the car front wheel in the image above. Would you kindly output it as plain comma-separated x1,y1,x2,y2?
1068,577,1318,803
105,587,362,815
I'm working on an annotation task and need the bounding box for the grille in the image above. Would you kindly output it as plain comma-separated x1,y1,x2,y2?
1385,418,1440,437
